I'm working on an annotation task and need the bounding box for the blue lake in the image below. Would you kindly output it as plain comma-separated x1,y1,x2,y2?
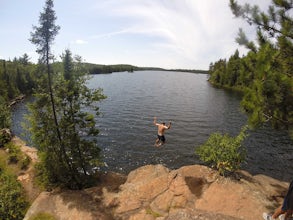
12,71,293,181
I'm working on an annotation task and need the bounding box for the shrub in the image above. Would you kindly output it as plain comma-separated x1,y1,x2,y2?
0,129,12,147
0,171,29,220
28,212,56,220
5,142,21,164
195,126,248,176
20,155,31,170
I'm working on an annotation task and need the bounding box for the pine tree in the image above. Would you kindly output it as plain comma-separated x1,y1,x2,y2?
230,0,293,41
57,50,106,180
229,0,293,135
29,0,79,188
226,50,241,87
28,0,106,188
29,0,61,139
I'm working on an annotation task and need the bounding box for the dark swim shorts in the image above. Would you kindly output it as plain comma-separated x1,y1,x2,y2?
157,135,166,143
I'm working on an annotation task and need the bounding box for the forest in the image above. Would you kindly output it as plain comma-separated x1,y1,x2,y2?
209,0,292,137
0,58,206,101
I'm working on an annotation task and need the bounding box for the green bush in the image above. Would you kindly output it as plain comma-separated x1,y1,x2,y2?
195,126,248,176
4,142,31,169
28,212,56,220
34,152,56,191
5,142,21,164
20,155,31,170
0,171,29,220
0,129,12,147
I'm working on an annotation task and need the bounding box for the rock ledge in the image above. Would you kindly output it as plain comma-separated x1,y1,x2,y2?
24,164,289,220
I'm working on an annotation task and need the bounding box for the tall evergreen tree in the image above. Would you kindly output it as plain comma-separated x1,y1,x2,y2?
229,0,293,135
28,1,106,188
57,50,106,180
29,0,61,142
29,0,79,188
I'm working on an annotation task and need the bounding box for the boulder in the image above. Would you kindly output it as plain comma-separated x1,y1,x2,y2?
103,164,288,220
24,164,289,220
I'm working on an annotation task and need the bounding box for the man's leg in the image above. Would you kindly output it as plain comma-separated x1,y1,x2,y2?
157,139,162,147
155,136,160,146
284,210,292,219
272,206,286,219
161,136,166,146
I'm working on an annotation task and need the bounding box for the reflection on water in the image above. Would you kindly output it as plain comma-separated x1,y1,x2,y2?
12,71,293,181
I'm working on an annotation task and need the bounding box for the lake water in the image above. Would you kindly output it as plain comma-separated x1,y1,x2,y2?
11,71,293,181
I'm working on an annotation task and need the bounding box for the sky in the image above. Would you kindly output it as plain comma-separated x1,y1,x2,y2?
0,0,271,70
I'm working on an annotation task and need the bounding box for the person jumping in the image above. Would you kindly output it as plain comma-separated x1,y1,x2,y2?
153,116,171,147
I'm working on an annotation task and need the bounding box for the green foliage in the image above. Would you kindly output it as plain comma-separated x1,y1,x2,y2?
29,0,78,189
88,63,138,74
20,155,31,170
5,142,22,164
2,141,31,171
0,166,29,220
27,49,106,189
28,212,56,220
0,129,12,147
83,63,208,75
209,1,293,136
0,96,11,129
230,0,293,40
146,207,163,218
195,126,248,176
0,59,36,103
34,152,54,190
30,0,60,63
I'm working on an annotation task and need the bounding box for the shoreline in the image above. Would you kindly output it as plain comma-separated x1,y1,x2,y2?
12,135,291,183
7,136,290,219
9,94,26,107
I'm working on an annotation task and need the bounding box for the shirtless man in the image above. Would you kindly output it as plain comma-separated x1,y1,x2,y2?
154,117,171,147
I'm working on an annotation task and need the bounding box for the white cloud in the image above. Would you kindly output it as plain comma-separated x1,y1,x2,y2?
90,28,133,40
0,0,273,69
74,39,88,45
89,1,207,68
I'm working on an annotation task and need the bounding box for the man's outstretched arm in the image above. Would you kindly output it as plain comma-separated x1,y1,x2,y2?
154,117,157,125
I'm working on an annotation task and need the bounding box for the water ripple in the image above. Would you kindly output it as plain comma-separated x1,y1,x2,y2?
12,71,293,182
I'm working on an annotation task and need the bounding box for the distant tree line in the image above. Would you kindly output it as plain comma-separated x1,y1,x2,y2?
0,55,38,130
0,55,36,101
86,63,207,75
208,0,292,137
0,57,207,129
87,64,139,74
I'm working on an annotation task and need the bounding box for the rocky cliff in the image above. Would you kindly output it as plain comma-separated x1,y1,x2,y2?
11,136,288,220
23,163,289,220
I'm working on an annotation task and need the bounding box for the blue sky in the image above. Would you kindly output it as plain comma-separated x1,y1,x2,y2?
0,0,271,70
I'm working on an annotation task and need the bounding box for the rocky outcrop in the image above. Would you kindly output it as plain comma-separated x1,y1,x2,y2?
102,164,288,220
24,164,289,220
23,189,114,220
11,137,41,202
